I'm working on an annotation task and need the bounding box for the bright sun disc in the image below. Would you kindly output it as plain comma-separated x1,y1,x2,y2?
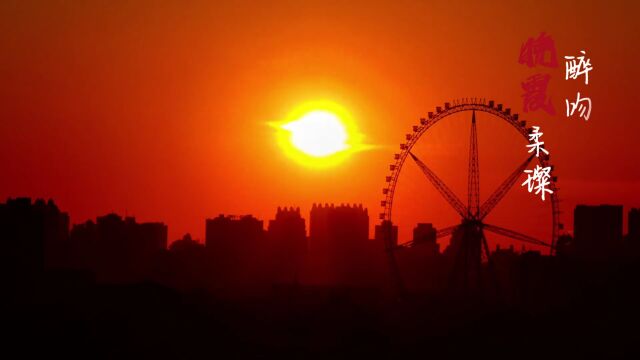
282,110,348,157
271,101,366,168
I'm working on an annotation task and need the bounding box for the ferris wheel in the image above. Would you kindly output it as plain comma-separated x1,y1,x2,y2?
379,98,561,293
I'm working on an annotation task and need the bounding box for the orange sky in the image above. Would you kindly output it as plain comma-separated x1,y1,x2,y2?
1,0,639,247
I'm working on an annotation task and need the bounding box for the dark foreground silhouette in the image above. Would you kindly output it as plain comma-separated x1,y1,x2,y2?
4,263,640,359
2,198,640,358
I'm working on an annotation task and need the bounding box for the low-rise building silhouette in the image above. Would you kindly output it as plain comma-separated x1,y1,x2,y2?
69,214,167,282
412,223,439,255
157,233,207,290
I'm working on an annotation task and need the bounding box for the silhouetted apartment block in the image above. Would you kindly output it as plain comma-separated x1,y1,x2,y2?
310,203,369,247
94,214,167,253
308,203,370,285
267,207,307,283
574,204,623,260
205,214,266,289
69,214,167,282
205,214,264,252
0,198,69,279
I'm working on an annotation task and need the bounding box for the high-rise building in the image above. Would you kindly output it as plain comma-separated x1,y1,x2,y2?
205,214,266,288
308,203,370,285
267,207,306,283
310,203,369,248
573,204,623,260
268,207,306,243
205,214,264,253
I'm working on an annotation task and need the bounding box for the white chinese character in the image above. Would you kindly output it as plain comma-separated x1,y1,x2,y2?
565,50,593,85
565,92,592,121
522,165,554,201
526,126,549,157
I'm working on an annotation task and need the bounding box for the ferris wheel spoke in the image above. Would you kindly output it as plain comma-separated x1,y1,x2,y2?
478,154,535,220
437,225,459,239
468,111,480,218
483,223,552,248
481,231,491,262
409,151,468,219
399,224,459,248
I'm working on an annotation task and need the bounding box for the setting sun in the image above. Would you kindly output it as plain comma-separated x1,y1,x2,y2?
282,110,348,157
271,101,367,168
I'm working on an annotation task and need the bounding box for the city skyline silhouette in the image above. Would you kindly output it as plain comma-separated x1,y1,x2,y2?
3,196,638,287
2,195,640,357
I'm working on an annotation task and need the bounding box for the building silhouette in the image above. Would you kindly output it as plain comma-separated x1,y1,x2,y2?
374,220,398,249
69,214,167,282
267,207,306,284
392,223,443,293
156,233,207,290
205,214,266,290
555,233,574,257
412,223,439,255
310,203,369,247
170,233,203,251
0,198,69,282
205,214,264,253
308,203,370,285
574,205,623,260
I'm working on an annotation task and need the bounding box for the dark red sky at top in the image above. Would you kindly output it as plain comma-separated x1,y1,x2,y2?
1,0,639,247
